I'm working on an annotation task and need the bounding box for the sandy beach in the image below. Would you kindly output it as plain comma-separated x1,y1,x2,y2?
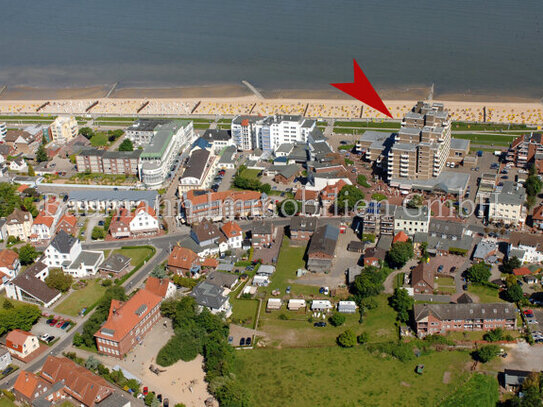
0,84,541,124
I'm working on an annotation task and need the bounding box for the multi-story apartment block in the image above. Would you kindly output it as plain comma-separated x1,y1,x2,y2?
181,189,264,224
394,206,430,236
94,288,162,358
50,116,78,144
387,102,451,180
177,148,215,194
5,209,33,241
126,119,169,146
0,122,7,141
362,202,395,236
506,133,543,169
76,149,141,176
488,181,526,226
139,120,194,187
414,303,516,337
231,115,317,152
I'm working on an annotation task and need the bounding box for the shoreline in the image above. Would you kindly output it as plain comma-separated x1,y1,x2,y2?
0,85,541,124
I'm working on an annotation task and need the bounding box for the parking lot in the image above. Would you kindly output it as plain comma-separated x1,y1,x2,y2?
31,317,73,344
525,308,543,342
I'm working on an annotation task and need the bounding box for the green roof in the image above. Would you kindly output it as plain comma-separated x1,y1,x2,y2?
141,120,191,159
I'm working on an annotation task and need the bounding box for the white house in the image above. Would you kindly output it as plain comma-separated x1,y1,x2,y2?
43,231,104,277
394,206,430,236
0,349,11,371
6,330,39,359
337,301,357,314
311,300,333,311
9,158,28,173
129,202,159,236
257,265,276,276
6,262,62,307
221,221,243,249
288,299,306,311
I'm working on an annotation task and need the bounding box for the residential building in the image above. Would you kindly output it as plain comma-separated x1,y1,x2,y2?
12,370,51,405
532,205,543,230
41,355,116,406
181,189,264,224
43,231,104,277
0,249,20,279
145,276,176,299
362,202,395,236
5,208,33,241
0,219,6,242
388,102,451,181
356,130,395,164
363,247,387,267
504,369,533,391
4,130,36,145
307,224,339,272
129,201,159,236
99,253,131,276
66,189,158,212
231,116,259,151
488,181,526,226
448,138,471,164
126,119,169,146
76,149,141,176
337,301,357,314
414,303,516,337
190,280,232,317
394,206,430,236
319,180,348,212
6,329,39,359
6,262,61,307
473,238,500,262
0,122,6,141
108,208,131,239
393,230,410,243
290,216,318,241
218,145,237,169
9,158,28,172
508,232,543,263
252,221,275,249
56,214,78,236
178,148,215,193
506,132,543,169
167,246,199,276
139,120,194,187
94,288,162,358
202,129,234,152
221,221,243,249
30,212,56,241
206,271,239,291
411,263,435,294
50,116,78,144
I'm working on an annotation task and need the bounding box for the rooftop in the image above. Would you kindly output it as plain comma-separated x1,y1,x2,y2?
141,120,190,159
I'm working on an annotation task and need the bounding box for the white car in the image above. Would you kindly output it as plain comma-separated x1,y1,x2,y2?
39,333,50,341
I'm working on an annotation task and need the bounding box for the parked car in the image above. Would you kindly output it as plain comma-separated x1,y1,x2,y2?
285,286,291,294
56,321,64,328
246,337,252,346
98,220,105,226
61,321,70,330
314,322,327,328
45,336,55,343
437,265,444,273
163,399,169,407
39,333,50,341
142,387,148,396
240,338,245,346
524,310,535,318
49,319,57,327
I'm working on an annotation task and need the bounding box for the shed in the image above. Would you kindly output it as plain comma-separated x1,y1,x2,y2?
266,298,282,310
311,300,333,311
257,265,276,276
337,300,357,314
288,299,306,311
347,241,365,253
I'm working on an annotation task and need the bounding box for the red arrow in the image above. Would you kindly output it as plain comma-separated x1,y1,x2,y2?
331,59,392,118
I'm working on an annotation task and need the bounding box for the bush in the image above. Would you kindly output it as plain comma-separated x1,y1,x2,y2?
337,329,357,348
329,313,346,327
483,328,505,342
156,330,202,366
101,279,113,287
45,269,73,293
473,345,500,363
357,332,369,344
368,342,415,362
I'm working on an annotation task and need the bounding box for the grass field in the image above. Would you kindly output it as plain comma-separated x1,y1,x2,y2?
54,279,107,316
451,121,529,131
113,246,155,267
439,373,499,407
451,133,516,145
240,168,261,180
0,398,16,407
89,132,110,147
231,298,260,328
235,346,473,407
335,120,401,129
436,277,456,294
467,284,504,303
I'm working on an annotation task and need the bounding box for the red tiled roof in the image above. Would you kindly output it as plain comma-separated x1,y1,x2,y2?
41,356,114,406
6,329,35,351
145,276,172,298
57,214,77,229
0,249,18,270
183,189,261,207
393,231,409,243
201,257,219,269
221,221,242,238
33,212,55,228
320,180,347,201
109,208,132,233
168,246,198,270
135,201,157,218
17,184,30,193
13,370,48,401
533,205,543,221
94,289,162,343
513,267,532,276
294,189,319,201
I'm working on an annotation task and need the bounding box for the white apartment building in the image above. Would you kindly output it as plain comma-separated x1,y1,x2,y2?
178,148,215,194
129,202,159,236
50,116,78,144
139,120,195,187
0,122,7,141
488,181,526,226
231,115,316,152
126,119,169,146
394,206,430,236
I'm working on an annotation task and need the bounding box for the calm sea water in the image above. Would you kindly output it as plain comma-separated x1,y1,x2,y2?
1,0,543,97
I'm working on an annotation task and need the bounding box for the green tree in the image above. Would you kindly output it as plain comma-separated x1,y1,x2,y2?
473,345,500,363
27,164,35,177
18,244,39,265
36,144,48,162
259,183,271,195
215,380,252,407
465,262,491,284
0,303,41,335
406,194,424,209
85,355,100,370
505,284,523,303
22,197,38,217
2,299,14,310
118,139,134,151
79,127,94,140
386,241,414,268
357,332,369,344
45,269,73,292
337,329,357,348
150,265,167,279
483,328,505,342
503,256,522,274
352,266,385,299
0,183,22,217
525,175,543,198
389,288,414,323
144,392,155,406
336,185,365,214
329,312,346,327
91,226,106,240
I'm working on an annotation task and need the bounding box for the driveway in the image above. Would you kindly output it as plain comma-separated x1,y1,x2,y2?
383,258,419,294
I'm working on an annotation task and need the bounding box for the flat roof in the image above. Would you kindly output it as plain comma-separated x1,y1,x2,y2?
68,189,158,206
390,171,470,195
141,120,190,159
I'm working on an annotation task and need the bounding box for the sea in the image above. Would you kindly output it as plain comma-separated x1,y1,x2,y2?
1,0,543,98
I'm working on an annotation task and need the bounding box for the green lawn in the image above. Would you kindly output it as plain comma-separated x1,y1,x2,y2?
113,246,155,267
451,121,529,131
89,132,110,147
0,398,16,407
436,277,456,294
231,298,259,328
467,284,504,303
451,133,516,145
235,346,473,407
439,373,499,407
54,279,107,316
240,168,261,180
335,120,401,129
